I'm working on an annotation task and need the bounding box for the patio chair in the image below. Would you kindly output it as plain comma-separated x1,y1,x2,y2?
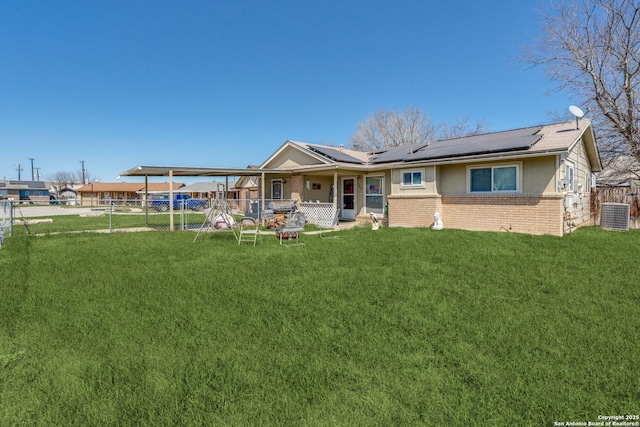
276,211,306,247
319,208,341,238
238,216,261,246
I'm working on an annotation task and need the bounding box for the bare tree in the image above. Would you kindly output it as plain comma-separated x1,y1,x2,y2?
350,107,440,151
75,169,99,184
439,116,490,140
525,0,640,165
48,171,76,195
349,107,491,151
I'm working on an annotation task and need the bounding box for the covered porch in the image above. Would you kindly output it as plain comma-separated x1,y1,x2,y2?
118,165,380,230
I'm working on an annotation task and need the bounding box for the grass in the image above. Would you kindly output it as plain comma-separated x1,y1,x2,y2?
1,226,639,426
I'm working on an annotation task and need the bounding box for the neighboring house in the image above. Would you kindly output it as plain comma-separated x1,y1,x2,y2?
177,181,238,200
254,120,601,236
596,155,640,187
0,180,54,203
235,166,260,201
76,182,184,205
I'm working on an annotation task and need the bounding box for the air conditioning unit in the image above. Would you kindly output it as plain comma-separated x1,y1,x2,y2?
600,203,630,231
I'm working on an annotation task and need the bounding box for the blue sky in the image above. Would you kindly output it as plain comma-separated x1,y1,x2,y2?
1,0,573,183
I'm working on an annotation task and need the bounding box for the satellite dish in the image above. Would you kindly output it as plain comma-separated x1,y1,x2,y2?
569,105,585,129
569,105,584,118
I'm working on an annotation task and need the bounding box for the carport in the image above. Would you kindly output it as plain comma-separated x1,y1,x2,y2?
118,165,292,230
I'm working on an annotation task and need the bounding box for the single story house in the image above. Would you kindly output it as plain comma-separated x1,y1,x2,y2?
254,119,601,236
0,180,54,203
120,119,601,236
177,181,239,200
596,155,640,187
76,182,184,206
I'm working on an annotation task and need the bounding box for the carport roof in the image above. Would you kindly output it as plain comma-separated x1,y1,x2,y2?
119,165,291,177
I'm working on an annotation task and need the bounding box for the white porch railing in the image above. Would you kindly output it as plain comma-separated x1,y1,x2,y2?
299,202,337,225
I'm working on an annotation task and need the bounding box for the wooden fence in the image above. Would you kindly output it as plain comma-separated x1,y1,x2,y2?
590,186,640,228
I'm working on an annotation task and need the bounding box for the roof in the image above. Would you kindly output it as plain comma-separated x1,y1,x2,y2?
76,182,185,192
597,155,640,186
177,181,236,193
119,120,601,177
0,180,53,190
296,142,369,164
119,166,288,177
368,121,600,168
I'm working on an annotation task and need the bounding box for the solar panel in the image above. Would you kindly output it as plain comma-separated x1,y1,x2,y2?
308,146,364,164
370,143,429,163
372,126,543,163
8,180,46,188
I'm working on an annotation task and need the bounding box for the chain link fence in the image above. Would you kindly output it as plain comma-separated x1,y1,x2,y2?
3,198,318,236
1,200,12,248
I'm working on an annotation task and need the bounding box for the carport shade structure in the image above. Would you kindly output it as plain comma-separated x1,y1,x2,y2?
118,165,292,230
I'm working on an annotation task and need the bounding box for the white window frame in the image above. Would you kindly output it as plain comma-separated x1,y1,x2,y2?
468,163,520,193
365,175,384,214
565,161,576,193
400,169,424,188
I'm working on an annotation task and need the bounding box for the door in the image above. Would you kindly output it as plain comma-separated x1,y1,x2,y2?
341,177,356,220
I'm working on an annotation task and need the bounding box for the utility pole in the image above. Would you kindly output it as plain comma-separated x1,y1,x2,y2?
34,167,42,181
28,158,35,181
15,164,23,180
79,160,86,184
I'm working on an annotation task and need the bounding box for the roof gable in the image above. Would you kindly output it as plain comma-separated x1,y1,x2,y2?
261,141,334,169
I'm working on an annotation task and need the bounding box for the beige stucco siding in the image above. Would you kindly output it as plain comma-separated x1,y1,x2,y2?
302,176,335,202
561,137,594,230
264,146,325,169
438,164,466,194
437,157,556,195
564,137,593,194
390,166,437,194
522,156,556,193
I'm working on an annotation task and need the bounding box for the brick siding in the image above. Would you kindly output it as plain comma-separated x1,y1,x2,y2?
388,193,566,236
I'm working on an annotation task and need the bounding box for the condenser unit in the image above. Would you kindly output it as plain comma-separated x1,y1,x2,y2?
600,203,630,231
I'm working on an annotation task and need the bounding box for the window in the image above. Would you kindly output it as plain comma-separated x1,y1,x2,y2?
401,170,423,187
365,176,384,214
469,165,518,193
271,179,283,200
565,162,575,192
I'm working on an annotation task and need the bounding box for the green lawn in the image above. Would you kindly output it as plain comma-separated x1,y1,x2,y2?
1,227,639,426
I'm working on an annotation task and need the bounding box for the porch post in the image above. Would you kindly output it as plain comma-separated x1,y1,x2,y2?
169,170,174,231
261,172,266,224
145,175,149,225
333,172,338,210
